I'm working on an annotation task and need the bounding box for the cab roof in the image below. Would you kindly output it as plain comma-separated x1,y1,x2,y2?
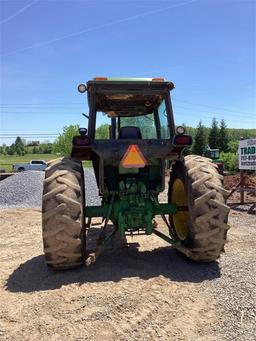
86,77,174,116
87,77,174,88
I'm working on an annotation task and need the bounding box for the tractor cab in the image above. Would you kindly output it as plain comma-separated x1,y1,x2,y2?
73,78,192,194
86,77,175,141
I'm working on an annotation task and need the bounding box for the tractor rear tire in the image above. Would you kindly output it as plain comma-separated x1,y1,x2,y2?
42,157,85,270
168,155,230,262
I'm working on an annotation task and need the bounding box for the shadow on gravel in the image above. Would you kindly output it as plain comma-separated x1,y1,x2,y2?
230,205,255,215
6,244,221,293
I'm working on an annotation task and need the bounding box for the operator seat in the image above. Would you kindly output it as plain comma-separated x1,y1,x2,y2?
118,126,142,139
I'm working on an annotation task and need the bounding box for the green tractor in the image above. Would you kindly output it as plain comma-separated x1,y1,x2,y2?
203,146,224,174
42,77,230,270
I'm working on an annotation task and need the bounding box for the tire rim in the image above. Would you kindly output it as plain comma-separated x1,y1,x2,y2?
171,178,189,240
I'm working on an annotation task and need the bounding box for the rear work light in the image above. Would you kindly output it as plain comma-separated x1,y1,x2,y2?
78,84,87,93
174,135,192,145
94,77,108,81
152,78,164,82
176,126,186,135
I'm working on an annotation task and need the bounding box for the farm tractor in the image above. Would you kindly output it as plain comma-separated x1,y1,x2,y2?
203,146,224,174
42,78,230,270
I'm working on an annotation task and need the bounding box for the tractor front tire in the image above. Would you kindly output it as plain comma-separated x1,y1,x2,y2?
169,155,230,262
42,157,85,270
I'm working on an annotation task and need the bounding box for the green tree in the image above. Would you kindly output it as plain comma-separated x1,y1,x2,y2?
227,140,239,153
14,136,24,148
16,147,22,156
7,144,15,155
220,152,238,172
54,124,80,156
40,142,53,154
192,120,207,155
0,144,7,155
95,124,109,139
32,146,39,154
218,119,229,152
208,117,219,149
14,136,26,155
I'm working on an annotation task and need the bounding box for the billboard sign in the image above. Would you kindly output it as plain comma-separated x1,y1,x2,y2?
238,139,256,170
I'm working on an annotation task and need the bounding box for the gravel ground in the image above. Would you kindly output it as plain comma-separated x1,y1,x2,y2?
0,169,100,209
0,168,255,340
0,171,45,209
0,208,255,341
83,168,101,206
202,211,256,340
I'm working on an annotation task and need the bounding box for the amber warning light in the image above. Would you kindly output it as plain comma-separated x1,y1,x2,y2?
121,145,147,168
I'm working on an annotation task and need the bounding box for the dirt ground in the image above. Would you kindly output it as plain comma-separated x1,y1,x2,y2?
224,174,256,206
0,208,255,341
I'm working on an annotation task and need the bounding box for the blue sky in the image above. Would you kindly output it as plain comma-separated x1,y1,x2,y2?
0,0,255,145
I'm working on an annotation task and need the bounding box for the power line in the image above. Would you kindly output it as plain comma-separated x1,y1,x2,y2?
1,103,255,116
0,129,61,131
174,111,254,124
173,105,255,120
0,112,83,115
0,134,59,136
0,100,255,117
173,98,256,116
1,108,254,120
0,137,57,140
0,0,250,2
0,103,84,106
0,135,59,139
1,100,255,121
0,102,84,106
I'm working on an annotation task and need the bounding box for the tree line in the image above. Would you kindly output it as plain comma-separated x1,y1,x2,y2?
0,136,53,156
191,118,228,155
185,118,256,172
185,118,256,155
1,122,255,172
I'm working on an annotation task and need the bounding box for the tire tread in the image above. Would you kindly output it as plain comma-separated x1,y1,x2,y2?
42,157,85,269
169,155,230,262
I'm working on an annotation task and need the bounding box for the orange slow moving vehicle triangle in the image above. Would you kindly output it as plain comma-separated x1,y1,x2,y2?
121,144,147,168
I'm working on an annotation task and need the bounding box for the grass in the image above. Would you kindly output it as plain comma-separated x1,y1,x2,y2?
0,154,59,172
0,154,92,172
